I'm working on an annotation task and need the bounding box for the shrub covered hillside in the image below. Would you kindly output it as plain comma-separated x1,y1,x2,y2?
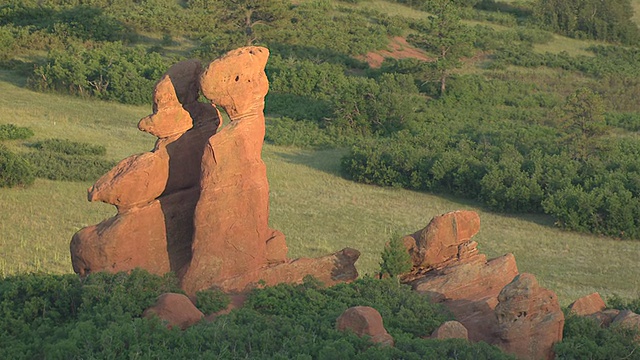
2,0,640,239
1,270,639,359
0,270,516,359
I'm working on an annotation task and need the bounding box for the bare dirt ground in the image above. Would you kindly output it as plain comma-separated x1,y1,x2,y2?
359,36,432,68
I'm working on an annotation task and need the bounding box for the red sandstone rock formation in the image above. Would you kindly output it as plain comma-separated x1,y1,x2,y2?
400,211,563,358
495,273,565,360
336,306,394,347
568,292,606,316
71,47,359,295
143,293,204,330
402,210,480,273
430,321,469,340
71,58,217,277
402,211,518,344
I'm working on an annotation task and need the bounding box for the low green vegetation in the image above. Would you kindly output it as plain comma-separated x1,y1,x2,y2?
0,270,517,359
0,127,116,186
555,313,640,359
0,269,638,359
0,123,33,140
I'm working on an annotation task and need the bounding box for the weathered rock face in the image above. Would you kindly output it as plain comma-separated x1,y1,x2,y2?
402,211,517,344
402,210,480,272
336,306,394,347
568,292,606,316
71,58,216,277
495,273,565,360
71,47,359,295
143,293,204,330
586,309,620,328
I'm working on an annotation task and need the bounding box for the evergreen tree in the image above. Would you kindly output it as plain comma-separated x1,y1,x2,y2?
219,0,292,45
380,236,412,279
559,88,608,161
409,0,474,95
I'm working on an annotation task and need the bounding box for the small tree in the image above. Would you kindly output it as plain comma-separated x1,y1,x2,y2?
409,0,474,95
380,236,413,279
220,0,291,45
559,88,608,161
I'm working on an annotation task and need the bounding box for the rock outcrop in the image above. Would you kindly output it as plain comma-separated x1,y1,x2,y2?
336,306,394,347
400,211,564,359
71,47,359,295
495,273,565,360
143,293,204,330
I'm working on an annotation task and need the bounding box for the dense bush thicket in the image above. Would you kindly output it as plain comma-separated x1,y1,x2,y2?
0,270,515,359
28,42,169,105
0,126,115,186
342,76,640,238
0,144,34,188
2,270,638,358
0,123,34,140
554,312,640,359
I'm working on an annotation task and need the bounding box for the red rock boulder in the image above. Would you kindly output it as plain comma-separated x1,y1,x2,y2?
143,293,204,330
612,310,640,332
430,321,468,340
568,292,606,316
336,306,394,347
494,273,564,360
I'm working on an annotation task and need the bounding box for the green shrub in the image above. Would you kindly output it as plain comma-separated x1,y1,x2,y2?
607,294,640,314
195,289,230,315
0,145,35,188
380,236,413,278
29,42,168,105
24,151,115,182
0,271,514,359
29,138,106,156
265,117,337,148
0,124,34,140
554,312,640,359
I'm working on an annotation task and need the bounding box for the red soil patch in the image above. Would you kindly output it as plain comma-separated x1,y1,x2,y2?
361,36,432,68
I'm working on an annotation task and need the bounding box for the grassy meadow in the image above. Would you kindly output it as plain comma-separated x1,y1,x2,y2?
0,69,639,306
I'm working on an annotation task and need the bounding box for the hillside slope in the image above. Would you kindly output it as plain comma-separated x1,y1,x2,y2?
0,71,638,305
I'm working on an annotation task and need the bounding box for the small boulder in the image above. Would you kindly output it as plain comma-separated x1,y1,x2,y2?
430,321,468,340
568,292,606,316
612,310,640,331
586,309,620,327
143,293,204,330
336,306,394,347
